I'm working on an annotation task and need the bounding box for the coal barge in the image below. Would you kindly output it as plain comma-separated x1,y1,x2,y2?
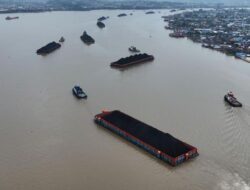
145,11,155,14
97,21,105,28
36,41,61,55
118,13,127,17
97,16,109,22
5,16,19,20
95,110,199,166
80,31,95,45
110,53,154,68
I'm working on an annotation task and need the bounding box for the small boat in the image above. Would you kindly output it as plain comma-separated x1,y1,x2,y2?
224,92,242,107
72,86,87,99
128,46,140,53
59,37,65,43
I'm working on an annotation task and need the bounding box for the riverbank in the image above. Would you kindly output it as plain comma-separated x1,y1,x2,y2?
163,8,250,64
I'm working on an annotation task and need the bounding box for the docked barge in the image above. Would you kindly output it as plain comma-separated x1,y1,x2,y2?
94,110,198,166
110,53,154,68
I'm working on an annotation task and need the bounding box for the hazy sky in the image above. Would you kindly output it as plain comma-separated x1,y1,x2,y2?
170,0,247,4
98,0,248,5
106,0,245,2
79,0,248,5
0,0,248,5
109,0,234,1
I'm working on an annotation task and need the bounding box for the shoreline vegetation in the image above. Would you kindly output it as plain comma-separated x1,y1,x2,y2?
163,8,250,63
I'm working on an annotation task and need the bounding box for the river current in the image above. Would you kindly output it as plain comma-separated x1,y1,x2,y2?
0,10,250,190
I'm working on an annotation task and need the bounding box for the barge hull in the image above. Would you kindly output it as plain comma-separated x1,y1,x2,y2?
94,111,198,166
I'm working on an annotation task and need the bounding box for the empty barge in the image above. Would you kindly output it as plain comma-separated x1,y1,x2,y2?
110,53,154,68
94,110,198,166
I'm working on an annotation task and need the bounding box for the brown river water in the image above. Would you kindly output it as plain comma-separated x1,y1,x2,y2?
0,10,250,190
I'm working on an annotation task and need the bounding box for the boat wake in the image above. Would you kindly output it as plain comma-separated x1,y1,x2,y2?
238,105,250,128
222,106,242,156
221,105,250,170
225,105,250,128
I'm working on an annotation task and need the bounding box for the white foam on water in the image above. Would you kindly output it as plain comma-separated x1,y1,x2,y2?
218,173,250,190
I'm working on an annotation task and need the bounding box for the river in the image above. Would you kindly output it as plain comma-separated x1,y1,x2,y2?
0,10,250,190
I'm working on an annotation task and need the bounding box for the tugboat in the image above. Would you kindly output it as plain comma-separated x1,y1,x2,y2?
59,37,65,43
224,91,242,107
72,86,87,99
128,46,140,53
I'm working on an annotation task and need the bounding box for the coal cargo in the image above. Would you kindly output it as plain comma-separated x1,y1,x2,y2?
94,110,198,166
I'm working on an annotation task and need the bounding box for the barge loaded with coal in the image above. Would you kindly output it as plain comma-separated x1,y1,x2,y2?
36,41,61,55
110,53,154,68
5,16,19,20
97,21,105,28
95,110,198,166
118,13,127,17
145,11,155,14
80,31,95,45
97,16,109,22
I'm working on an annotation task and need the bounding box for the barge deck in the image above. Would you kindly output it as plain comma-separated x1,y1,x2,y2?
94,110,198,166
